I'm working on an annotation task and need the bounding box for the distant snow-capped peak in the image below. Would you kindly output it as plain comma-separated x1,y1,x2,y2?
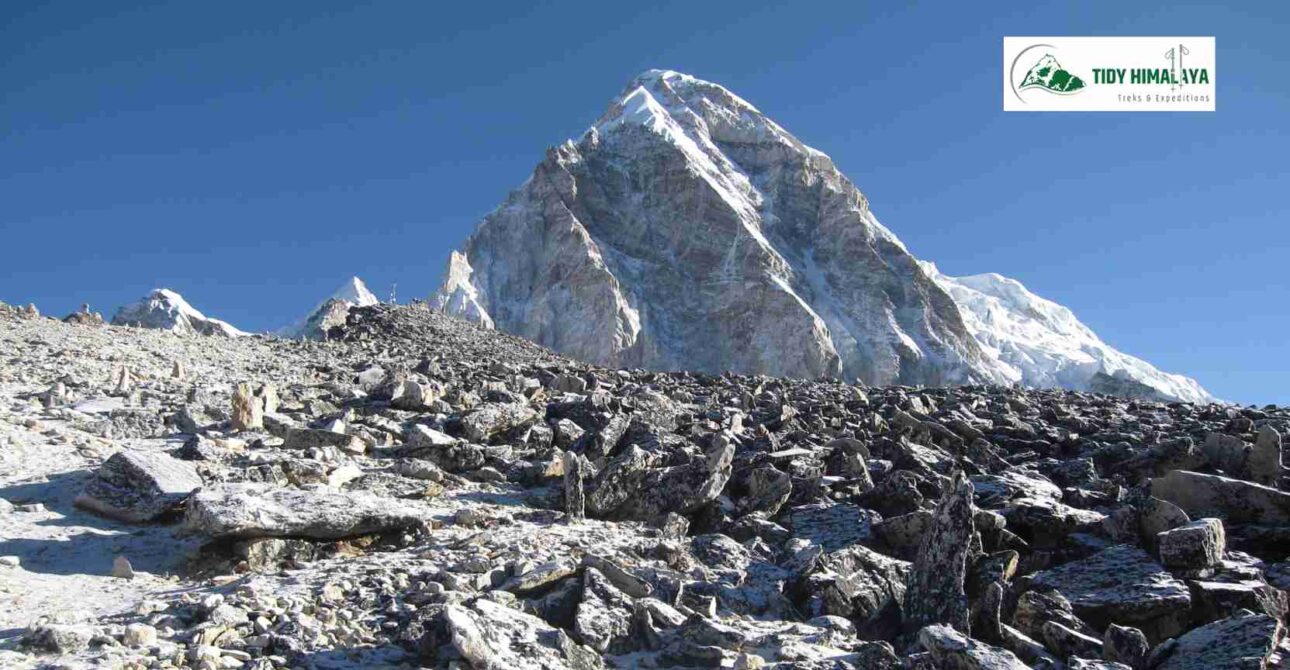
920,262,1214,403
112,288,246,337
281,276,380,340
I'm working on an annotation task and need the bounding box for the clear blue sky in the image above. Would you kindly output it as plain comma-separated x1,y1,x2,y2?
2,2,1286,404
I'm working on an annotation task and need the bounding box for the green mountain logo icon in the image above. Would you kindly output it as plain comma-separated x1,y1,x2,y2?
1019,54,1086,94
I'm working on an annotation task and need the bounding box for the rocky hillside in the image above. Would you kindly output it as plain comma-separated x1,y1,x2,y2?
433,69,1212,403
0,301,1285,669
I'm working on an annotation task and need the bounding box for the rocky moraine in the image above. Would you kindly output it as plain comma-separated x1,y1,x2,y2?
0,300,1286,669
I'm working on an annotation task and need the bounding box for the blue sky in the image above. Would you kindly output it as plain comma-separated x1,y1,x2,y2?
2,1,1286,404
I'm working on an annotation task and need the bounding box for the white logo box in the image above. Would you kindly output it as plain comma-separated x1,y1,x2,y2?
1004,36,1216,112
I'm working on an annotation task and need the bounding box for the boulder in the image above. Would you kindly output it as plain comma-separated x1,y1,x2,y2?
586,445,659,516
1152,611,1283,670
1189,579,1288,624
1030,545,1191,643
1201,431,1249,475
582,554,652,599
1102,624,1149,669
1156,518,1225,570
438,598,604,668
184,483,424,540
563,450,587,521
460,402,538,442
1040,620,1102,659
612,435,734,522
75,450,203,522
575,567,635,654
1068,661,1131,670
787,502,882,552
917,624,1029,669
405,424,456,448
874,510,931,559
904,470,976,634
281,426,365,454
231,382,263,430
802,544,909,640
1151,470,1290,525
26,623,94,654
502,559,579,595
389,379,444,411
1250,426,1283,487
1010,589,1096,642
741,466,792,516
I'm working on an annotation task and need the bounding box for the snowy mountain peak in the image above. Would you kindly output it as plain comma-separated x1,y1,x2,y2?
920,262,1213,403
323,276,379,307
282,277,381,340
432,70,1211,402
112,288,246,337
430,252,493,329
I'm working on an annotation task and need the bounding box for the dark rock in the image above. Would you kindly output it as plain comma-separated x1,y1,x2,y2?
1030,545,1191,643
787,502,882,552
1188,579,1289,624
1156,518,1225,570
740,466,792,516
1102,624,1149,670
1151,611,1284,670
904,470,976,634
564,451,587,521
575,567,635,654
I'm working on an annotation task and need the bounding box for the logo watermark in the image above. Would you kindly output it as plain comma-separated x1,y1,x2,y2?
1004,37,1215,112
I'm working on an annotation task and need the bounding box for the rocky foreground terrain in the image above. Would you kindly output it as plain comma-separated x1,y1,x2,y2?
0,300,1287,669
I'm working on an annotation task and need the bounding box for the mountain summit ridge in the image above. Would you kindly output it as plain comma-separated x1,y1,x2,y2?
432,69,1212,402
111,288,245,337
281,276,380,340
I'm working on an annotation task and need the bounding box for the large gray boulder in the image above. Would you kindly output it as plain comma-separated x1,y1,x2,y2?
459,402,539,442
1156,517,1225,570
1153,611,1283,670
787,502,883,553
1030,544,1191,643
803,544,910,640
611,435,733,522
917,624,1029,669
183,483,425,540
1151,470,1290,525
75,450,203,522
420,599,602,669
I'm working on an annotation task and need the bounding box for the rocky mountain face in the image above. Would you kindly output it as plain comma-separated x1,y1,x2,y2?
111,289,245,337
433,70,1211,403
2,301,1285,668
281,276,380,340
